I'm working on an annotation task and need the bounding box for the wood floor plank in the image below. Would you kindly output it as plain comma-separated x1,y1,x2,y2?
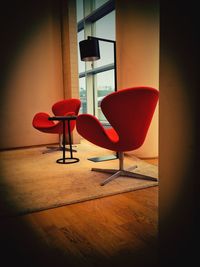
0,158,158,267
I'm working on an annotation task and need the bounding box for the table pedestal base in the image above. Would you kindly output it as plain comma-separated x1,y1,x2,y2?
56,157,79,164
48,116,79,164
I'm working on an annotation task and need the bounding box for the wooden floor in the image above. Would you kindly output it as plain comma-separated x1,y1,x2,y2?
0,158,158,267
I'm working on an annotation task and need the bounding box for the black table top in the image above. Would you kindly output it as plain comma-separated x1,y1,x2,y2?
48,115,77,121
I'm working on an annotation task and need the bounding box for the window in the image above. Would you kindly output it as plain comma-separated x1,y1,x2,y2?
95,69,114,121
76,0,84,22
79,77,87,114
76,0,115,122
77,30,85,73
94,0,109,9
94,11,115,68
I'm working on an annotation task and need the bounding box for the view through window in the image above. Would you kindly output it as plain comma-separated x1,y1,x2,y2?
76,0,115,123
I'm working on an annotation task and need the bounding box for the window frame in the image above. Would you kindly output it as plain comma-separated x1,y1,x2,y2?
77,0,115,119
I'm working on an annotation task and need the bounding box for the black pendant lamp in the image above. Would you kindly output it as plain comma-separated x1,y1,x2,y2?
79,38,100,61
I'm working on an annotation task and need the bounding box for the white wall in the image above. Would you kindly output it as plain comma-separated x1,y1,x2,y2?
0,1,64,149
116,0,159,158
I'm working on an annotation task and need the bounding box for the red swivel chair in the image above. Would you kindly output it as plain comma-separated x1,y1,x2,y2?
76,86,159,186
32,99,81,153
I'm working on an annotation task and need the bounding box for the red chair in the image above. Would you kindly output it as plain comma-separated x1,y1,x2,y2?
76,86,159,186
32,99,81,153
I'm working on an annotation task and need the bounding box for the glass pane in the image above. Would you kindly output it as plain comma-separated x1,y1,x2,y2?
76,0,84,22
94,0,109,9
96,41,114,67
96,70,115,122
95,11,115,40
95,11,115,67
79,77,87,114
77,30,85,73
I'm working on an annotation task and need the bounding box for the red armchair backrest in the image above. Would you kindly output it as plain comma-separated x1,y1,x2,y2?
52,99,81,116
101,87,159,151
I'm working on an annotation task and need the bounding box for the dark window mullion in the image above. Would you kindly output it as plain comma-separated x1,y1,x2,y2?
77,0,115,32
79,63,114,78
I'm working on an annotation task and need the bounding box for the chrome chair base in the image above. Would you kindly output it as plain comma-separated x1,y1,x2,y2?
92,164,158,186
